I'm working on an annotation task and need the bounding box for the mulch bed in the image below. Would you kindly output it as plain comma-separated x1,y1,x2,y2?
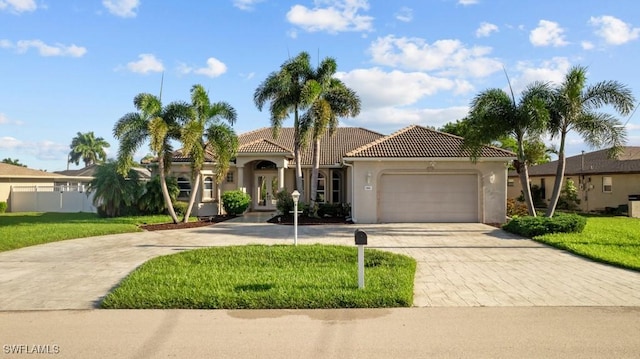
140,215,236,231
267,214,353,225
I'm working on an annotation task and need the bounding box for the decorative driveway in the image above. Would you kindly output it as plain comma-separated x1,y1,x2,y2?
1,214,639,310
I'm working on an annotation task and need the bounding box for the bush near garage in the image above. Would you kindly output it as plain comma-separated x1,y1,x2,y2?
506,198,529,217
502,213,587,238
0,201,7,213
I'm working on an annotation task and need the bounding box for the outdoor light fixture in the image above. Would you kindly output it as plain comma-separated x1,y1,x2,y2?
366,171,372,184
489,172,496,184
291,190,300,246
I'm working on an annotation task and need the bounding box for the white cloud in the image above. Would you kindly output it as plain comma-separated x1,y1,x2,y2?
336,68,470,110
0,113,23,125
510,57,572,93
194,57,228,78
286,0,374,34
589,15,640,45
395,6,412,23
179,57,228,78
126,54,164,74
0,39,87,57
458,0,478,5
529,20,568,47
233,0,263,11
0,0,37,13
581,41,594,50
476,22,498,37
0,136,67,161
368,35,502,78
102,0,139,18
344,106,470,132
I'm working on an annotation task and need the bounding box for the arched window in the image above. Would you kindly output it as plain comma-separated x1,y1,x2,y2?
203,176,213,199
255,161,277,170
332,172,341,203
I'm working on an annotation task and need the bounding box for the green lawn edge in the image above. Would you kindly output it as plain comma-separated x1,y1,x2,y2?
101,245,417,309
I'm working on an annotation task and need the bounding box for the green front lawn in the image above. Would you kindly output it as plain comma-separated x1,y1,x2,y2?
101,245,417,309
0,212,182,252
534,216,640,271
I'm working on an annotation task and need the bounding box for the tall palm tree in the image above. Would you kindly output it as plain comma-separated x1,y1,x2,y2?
465,81,553,216
545,65,635,217
113,93,189,223
300,57,361,211
254,51,314,196
68,131,110,167
181,84,238,222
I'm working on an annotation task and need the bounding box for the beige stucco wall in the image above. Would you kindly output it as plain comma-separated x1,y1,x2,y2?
348,160,509,224
508,173,640,212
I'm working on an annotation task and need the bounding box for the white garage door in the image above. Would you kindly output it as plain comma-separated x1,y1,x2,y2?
379,174,479,223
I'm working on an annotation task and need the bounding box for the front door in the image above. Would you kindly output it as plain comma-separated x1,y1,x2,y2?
255,172,278,210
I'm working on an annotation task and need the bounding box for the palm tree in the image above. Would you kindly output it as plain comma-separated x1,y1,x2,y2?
545,65,635,217
113,93,190,224
254,51,314,196
300,57,361,212
465,81,553,216
68,131,110,167
1,158,26,167
181,84,238,221
88,160,141,217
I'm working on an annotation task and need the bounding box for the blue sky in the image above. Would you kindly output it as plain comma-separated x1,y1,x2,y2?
1,0,639,171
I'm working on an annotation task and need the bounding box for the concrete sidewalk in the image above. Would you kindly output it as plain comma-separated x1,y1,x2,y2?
1,214,640,309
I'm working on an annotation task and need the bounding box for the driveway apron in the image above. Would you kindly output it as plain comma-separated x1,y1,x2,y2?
1,214,640,310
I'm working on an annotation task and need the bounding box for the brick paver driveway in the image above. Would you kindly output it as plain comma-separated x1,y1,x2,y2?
1,215,639,309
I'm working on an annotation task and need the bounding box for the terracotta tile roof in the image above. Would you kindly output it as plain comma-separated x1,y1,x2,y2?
345,125,515,158
511,147,640,177
56,164,151,179
0,163,60,177
238,127,385,166
170,149,216,163
238,138,293,155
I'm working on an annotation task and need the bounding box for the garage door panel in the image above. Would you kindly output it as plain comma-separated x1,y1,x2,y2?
379,174,479,223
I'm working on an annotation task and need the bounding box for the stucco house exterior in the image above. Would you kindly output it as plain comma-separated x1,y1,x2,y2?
507,147,640,213
166,125,515,224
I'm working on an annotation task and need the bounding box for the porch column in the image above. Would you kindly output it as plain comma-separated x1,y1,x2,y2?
237,166,245,193
278,166,285,190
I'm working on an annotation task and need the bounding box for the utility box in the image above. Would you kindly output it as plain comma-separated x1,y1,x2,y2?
629,195,640,218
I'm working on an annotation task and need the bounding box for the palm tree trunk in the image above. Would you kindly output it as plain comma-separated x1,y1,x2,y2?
183,172,201,222
517,140,537,217
158,157,179,223
545,133,567,217
310,138,321,217
293,108,304,198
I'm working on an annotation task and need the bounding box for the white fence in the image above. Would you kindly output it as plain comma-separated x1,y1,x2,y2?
10,185,97,213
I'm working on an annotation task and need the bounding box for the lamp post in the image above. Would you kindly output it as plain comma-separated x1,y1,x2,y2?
291,190,300,246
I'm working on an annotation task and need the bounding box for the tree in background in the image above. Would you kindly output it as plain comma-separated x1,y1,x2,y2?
545,65,635,217
68,131,110,167
88,160,141,217
299,56,361,213
254,51,315,196
181,84,238,221
114,93,190,224
1,158,26,167
464,81,553,216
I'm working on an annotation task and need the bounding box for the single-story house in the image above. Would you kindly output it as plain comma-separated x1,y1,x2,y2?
507,147,640,212
0,163,94,212
55,163,151,182
165,125,515,224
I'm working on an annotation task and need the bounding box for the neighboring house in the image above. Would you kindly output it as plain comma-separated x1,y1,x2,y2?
55,164,151,182
507,147,640,212
163,125,515,224
0,163,94,212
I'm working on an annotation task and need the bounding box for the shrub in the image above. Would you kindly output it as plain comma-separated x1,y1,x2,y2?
221,190,251,215
0,201,7,213
317,203,350,218
173,201,188,217
275,190,294,215
557,178,580,211
502,213,587,238
506,198,529,217
138,176,179,215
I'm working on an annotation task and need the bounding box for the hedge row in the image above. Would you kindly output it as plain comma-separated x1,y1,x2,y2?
502,213,586,238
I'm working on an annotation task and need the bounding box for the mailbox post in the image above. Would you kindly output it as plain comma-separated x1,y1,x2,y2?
354,229,368,289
